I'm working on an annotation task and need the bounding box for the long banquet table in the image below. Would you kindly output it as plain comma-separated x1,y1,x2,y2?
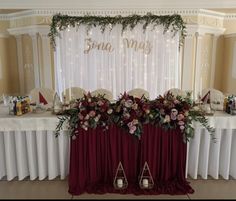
0,104,236,183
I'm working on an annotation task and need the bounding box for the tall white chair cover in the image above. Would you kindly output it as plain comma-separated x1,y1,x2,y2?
91,88,113,101
202,88,224,111
127,88,149,99
29,88,55,104
62,87,86,102
165,88,187,98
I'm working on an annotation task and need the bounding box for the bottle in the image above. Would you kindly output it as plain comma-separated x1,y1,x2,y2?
223,97,227,112
53,92,62,114
13,100,17,115
16,101,22,116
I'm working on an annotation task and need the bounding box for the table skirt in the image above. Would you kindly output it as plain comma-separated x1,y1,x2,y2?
68,124,194,195
0,130,70,181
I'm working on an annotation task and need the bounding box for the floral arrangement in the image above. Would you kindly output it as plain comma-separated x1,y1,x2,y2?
149,92,215,142
55,91,215,142
55,93,113,139
112,93,150,139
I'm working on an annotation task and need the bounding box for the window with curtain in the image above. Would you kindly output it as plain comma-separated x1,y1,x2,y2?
54,23,180,99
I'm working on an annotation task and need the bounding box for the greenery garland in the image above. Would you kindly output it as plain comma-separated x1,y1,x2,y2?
49,12,186,49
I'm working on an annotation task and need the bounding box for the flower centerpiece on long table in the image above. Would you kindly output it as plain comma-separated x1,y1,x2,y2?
55,91,214,142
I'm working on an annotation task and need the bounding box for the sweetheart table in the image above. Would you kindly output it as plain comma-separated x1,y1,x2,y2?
0,104,235,189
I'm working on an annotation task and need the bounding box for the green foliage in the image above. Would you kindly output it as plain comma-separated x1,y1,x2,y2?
49,13,186,49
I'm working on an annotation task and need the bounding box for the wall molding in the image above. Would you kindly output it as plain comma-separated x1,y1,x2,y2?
8,25,50,35
0,8,227,20
186,24,225,36
0,14,10,21
224,33,236,38
224,14,236,20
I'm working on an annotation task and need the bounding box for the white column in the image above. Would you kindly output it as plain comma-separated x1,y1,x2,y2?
182,33,196,93
193,32,204,100
39,33,53,89
210,35,219,88
15,35,25,95
29,33,41,88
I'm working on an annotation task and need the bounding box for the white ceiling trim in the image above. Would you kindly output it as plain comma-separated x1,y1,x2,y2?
1,0,236,9
0,8,227,21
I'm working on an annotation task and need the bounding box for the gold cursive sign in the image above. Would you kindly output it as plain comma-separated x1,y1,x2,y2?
83,38,152,55
123,38,152,55
84,38,114,54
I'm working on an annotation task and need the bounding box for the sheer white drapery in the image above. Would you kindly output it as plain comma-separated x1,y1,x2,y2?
54,23,180,100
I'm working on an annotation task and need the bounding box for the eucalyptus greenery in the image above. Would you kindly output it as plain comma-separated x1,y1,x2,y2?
49,12,186,49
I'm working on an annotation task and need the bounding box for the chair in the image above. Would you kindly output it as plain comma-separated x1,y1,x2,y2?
29,88,55,104
201,88,224,111
62,87,86,102
91,88,113,101
165,88,187,98
127,88,149,99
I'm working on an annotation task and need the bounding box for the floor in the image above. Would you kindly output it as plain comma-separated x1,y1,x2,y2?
0,178,236,199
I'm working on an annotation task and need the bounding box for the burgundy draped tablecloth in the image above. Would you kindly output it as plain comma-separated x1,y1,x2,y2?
68,124,194,195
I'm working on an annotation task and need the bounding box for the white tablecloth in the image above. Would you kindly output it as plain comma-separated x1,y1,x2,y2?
0,105,235,180
0,105,70,181
186,111,236,179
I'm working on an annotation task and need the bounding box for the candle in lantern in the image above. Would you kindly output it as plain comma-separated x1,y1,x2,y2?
117,179,123,188
142,179,149,188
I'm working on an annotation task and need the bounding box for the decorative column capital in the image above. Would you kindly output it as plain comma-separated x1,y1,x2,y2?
186,24,225,38
8,25,50,37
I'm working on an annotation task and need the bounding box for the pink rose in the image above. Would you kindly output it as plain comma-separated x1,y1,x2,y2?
124,113,131,120
89,110,96,117
177,114,184,121
85,114,90,120
129,126,137,134
174,100,180,104
180,125,185,130
97,100,104,106
78,113,84,120
178,121,185,126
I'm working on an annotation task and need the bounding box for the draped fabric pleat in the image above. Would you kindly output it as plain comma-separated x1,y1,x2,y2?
69,124,194,195
55,24,180,99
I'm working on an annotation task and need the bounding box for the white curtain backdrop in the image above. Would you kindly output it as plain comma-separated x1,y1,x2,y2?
54,23,180,100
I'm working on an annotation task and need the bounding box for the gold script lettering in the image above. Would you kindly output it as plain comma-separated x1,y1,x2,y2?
84,38,114,54
123,38,152,55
